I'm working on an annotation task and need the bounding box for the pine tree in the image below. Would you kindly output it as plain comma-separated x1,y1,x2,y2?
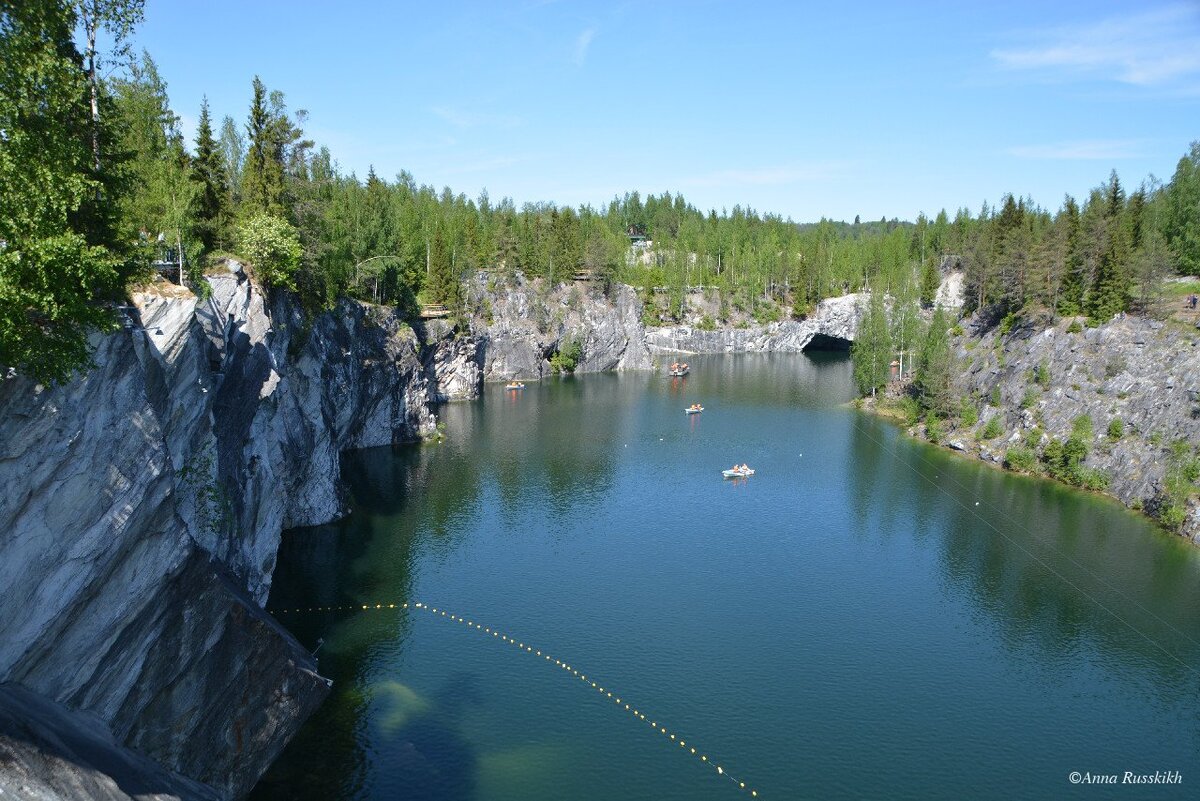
191,97,228,252
1056,196,1084,316
851,290,892,396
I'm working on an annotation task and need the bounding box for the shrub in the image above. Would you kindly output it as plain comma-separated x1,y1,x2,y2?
926,415,944,444
1023,426,1043,449
990,386,1001,406
951,324,965,336
959,400,978,427
1020,388,1038,409
980,416,1003,440
697,314,716,331
237,213,301,290
1034,360,1052,389
550,337,583,373
1107,418,1124,440
1071,414,1094,440
998,313,1016,335
1067,320,1083,334
1004,446,1038,473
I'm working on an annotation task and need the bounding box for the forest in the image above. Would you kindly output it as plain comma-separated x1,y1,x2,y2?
2,0,1199,384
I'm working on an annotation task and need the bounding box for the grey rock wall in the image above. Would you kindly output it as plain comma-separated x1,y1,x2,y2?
471,275,652,381
931,313,1200,542
0,270,440,798
645,293,863,354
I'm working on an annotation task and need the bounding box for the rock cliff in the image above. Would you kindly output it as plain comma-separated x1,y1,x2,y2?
913,312,1200,542
0,267,440,799
645,293,863,354
469,273,653,380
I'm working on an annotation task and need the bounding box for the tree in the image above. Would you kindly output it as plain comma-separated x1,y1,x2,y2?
425,224,459,307
237,213,300,289
919,258,940,307
851,290,892,396
0,0,123,381
217,114,244,205
73,0,144,182
191,97,229,252
915,307,955,417
1163,141,1200,275
240,77,283,215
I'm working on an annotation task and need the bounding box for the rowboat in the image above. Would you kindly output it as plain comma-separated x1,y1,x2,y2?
668,367,689,377
722,467,755,478
505,382,525,390
685,406,704,414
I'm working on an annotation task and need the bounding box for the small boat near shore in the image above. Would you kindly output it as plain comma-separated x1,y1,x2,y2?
722,466,755,478
505,382,525,390
685,405,704,414
668,361,690,377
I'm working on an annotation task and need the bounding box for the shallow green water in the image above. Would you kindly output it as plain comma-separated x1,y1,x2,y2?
254,353,1200,800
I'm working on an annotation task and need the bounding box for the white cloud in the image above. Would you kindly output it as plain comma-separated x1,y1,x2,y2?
990,4,1200,86
431,106,522,129
573,27,596,66
1006,139,1146,160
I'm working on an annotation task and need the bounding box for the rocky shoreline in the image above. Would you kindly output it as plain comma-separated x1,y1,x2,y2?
866,312,1200,543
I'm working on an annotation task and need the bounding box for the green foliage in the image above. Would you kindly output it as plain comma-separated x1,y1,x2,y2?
1071,414,1094,440
925,414,944,444
919,258,940,307
915,306,955,416
191,97,228,252
549,336,583,373
697,314,716,331
990,385,1001,406
1020,388,1038,409
1107,418,1124,440
851,291,892,396
1023,426,1043,449
237,213,301,289
0,1,123,382
958,399,978,427
998,312,1016,335
979,416,1003,440
1163,141,1200,276
1066,319,1083,334
1034,360,1051,388
1004,446,1038,473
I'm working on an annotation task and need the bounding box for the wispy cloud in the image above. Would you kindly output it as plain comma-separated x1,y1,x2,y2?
573,27,596,66
431,106,522,129
682,162,845,188
990,4,1200,87
1006,139,1147,160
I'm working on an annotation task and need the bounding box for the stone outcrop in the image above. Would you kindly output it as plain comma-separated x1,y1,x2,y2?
917,312,1200,542
470,274,652,381
0,268,441,799
645,293,863,354
421,319,483,401
0,682,221,801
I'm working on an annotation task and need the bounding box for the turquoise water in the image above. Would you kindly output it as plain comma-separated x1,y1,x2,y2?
254,353,1200,800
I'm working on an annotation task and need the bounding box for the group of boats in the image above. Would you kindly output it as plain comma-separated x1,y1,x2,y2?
669,364,755,480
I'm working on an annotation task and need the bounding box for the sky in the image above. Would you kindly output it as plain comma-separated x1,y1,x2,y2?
122,0,1199,223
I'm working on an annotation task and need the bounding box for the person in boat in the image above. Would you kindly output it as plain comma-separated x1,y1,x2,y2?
741,463,750,472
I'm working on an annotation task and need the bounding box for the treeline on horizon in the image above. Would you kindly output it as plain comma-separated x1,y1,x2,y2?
2,0,1199,385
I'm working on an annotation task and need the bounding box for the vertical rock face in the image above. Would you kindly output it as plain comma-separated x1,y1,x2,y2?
645,293,863,354
471,274,652,381
421,319,483,401
0,271,438,798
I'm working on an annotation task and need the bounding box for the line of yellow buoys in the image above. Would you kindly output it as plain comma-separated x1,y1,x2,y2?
274,600,758,796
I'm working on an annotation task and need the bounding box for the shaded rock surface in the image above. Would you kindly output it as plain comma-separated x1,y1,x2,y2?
0,271,444,798
0,683,219,801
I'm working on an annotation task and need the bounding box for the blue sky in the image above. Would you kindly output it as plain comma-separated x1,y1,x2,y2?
126,0,1198,222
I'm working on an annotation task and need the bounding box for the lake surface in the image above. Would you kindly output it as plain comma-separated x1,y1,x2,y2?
254,353,1200,801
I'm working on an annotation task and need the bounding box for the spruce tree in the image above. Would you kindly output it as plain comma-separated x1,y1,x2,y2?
240,76,284,215
191,97,228,252
1056,196,1084,316
915,307,955,417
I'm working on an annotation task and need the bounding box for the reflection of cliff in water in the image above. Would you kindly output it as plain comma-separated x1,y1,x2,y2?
847,416,1200,692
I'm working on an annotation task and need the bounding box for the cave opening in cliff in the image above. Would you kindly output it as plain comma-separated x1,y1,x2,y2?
802,333,852,352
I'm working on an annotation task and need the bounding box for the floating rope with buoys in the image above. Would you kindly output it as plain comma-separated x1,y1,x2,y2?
274,600,760,796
